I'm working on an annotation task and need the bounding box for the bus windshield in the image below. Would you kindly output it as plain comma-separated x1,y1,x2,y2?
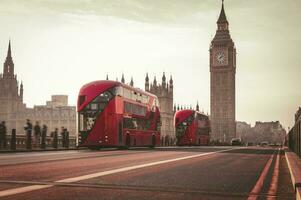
79,87,116,132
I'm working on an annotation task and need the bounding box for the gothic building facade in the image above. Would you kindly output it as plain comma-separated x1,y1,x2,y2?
145,73,175,140
0,41,27,134
0,41,76,136
210,2,236,142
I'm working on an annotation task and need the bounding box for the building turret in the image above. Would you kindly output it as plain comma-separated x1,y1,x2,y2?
3,40,15,78
169,75,173,92
145,73,149,91
130,77,134,87
162,72,166,89
121,74,125,83
153,76,157,87
196,102,199,111
20,81,23,101
7,40,11,57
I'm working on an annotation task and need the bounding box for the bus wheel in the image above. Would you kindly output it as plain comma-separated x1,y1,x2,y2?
125,135,131,149
151,135,156,148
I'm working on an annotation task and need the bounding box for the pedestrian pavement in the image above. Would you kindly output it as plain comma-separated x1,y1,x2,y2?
285,147,301,200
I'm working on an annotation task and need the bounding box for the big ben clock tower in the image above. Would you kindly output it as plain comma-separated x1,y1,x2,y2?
210,1,236,142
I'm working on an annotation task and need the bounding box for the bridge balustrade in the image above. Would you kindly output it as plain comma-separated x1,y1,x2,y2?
0,129,77,151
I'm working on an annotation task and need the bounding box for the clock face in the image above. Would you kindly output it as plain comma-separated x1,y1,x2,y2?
216,51,226,64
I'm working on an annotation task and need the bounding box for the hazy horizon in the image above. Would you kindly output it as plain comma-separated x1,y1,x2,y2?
0,0,300,129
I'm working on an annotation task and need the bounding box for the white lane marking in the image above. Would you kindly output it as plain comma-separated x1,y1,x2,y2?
56,150,229,183
0,151,136,165
267,149,280,200
0,148,236,197
247,149,277,200
0,185,52,197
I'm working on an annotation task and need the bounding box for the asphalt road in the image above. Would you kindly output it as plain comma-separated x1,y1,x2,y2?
0,147,295,200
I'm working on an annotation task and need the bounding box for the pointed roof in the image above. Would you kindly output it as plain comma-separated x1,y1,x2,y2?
162,72,166,82
130,77,134,86
121,74,125,83
196,101,199,111
7,40,12,58
217,0,228,24
153,76,157,86
169,75,173,85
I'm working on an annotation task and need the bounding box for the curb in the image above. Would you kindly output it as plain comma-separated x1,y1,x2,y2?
285,148,301,200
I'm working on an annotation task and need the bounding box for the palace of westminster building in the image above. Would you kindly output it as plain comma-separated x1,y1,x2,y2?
0,41,76,136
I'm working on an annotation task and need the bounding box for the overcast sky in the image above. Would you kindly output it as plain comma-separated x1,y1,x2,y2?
0,0,300,129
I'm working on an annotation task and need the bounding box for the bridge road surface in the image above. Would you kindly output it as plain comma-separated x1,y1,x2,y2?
0,147,295,200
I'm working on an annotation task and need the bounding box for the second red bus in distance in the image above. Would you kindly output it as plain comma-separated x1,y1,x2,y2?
174,109,210,146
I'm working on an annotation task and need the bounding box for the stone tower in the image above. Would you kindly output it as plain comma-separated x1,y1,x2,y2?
0,40,26,132
0,41,24,113
210,1,236,142
146,73,175,140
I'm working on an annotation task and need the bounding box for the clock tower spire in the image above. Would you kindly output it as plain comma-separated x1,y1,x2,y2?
209,1,236,143
217,0,228,25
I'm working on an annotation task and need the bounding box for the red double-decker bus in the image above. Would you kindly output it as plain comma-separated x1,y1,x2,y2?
174,110,210,146
77,80,161,149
